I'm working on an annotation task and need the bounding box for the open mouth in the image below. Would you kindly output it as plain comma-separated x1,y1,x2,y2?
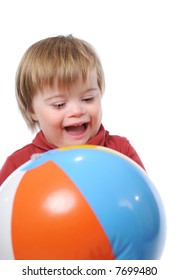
64,123,88,136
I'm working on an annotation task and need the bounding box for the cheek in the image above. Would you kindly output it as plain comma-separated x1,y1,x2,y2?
90,107,102,135
37,110,61,128
48,115,64,128
91,104,102,121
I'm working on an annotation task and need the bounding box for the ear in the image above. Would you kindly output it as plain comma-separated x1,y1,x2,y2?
28,106,38,121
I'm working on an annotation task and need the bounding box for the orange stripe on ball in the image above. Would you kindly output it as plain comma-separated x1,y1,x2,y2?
12,161,115,259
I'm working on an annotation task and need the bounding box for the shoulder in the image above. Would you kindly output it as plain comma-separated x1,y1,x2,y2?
0,135,43,186
7,130,53,164
104,132,131,152
6,143,37,164
104,132,145,170
0,143,38,183
8,143,35,160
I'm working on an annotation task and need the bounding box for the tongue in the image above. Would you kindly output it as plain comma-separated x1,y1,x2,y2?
65,125,86,135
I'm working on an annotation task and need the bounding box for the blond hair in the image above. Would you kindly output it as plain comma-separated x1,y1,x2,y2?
15,35,105,131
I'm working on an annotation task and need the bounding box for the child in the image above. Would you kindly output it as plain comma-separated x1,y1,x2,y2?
0,35,145,185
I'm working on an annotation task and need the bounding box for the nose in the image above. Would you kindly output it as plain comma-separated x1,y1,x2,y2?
68,101,85,117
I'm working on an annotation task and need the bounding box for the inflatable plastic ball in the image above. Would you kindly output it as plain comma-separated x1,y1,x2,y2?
0,145,166,260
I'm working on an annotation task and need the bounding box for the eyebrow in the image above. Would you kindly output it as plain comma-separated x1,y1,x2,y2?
44,87,98,101
82,88,98,94
44,95,65,101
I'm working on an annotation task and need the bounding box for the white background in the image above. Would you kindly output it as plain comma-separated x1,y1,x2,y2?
0,0,178,264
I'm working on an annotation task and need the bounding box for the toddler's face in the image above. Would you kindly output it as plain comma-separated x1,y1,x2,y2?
30,69,102,148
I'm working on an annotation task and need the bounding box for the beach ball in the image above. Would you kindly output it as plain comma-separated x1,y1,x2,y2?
0,145,166,260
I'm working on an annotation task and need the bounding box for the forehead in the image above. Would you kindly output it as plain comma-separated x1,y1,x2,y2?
41,68,99,95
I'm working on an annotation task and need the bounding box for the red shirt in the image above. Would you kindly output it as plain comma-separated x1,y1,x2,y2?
0,125,145,185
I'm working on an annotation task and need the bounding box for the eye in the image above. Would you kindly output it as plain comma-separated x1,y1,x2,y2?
53,102,66,109
82,97,95,103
